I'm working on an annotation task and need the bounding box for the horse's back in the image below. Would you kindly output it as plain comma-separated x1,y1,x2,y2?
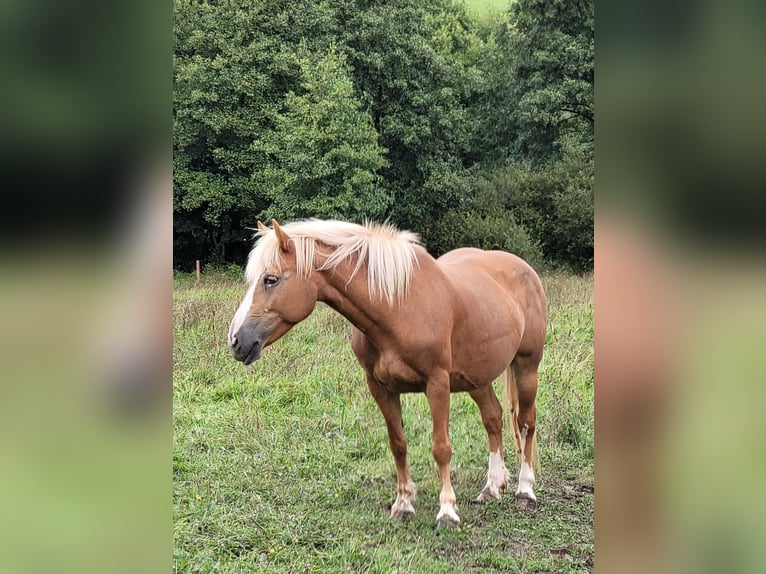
438,248,543,302
437,247,547,358
438,247,535,277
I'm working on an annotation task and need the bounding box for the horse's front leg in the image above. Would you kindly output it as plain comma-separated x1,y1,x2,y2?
426,371,460,528
365,375,416,520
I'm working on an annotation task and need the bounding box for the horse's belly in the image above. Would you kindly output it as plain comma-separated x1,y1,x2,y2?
449,357,508,392
449,371,484,392
373,357,427,393
449,333,519,385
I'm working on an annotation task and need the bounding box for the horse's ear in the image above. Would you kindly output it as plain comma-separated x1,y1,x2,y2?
256,220,269,233
271,219,291,253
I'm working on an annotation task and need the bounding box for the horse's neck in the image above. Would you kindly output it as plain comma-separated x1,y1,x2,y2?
315,259,394,338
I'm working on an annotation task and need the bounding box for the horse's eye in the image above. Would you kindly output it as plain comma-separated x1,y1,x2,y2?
263,274,280,287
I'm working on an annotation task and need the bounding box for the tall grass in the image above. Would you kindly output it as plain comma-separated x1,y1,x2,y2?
173,271,592,573
538,274,594,460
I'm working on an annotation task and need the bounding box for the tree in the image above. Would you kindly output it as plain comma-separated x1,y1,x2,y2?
172,0,594,271
478,138,594,272
336,0,485,248
173,0,338,266
481,0,594,165
255,46,389,222
464,0,593,271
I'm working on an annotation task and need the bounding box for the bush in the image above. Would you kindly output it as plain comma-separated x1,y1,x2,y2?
477,140,593,272
425,208,546,270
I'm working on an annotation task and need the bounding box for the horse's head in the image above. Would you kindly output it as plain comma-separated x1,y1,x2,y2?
228,220,318,365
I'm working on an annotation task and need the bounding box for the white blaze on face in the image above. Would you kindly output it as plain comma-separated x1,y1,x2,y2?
228,283,256,346
517,425,536,499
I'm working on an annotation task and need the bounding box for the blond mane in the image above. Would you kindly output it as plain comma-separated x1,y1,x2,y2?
244,219,421,305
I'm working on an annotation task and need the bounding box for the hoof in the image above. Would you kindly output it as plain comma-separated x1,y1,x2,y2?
475,484,502,503
391,507,415,521
437,515,460,529
436,505,460,528
516,492,537,510
390,498,415,521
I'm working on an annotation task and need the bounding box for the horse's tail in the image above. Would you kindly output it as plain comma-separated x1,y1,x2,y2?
531,424,540,474
503,367,523,467
503,366,540,473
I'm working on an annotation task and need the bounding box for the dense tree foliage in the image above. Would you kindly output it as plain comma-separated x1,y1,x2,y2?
174,0,593,271
255,45,389,222
483,0,594,164
336,1,483,241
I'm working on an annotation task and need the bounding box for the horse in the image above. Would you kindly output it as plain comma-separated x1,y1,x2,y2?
228,219,547,528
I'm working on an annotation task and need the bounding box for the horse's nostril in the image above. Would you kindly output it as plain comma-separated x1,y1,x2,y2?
231,334,237,346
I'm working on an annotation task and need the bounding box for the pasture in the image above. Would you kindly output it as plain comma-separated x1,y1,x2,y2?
463,0,512,25
173,270,593,573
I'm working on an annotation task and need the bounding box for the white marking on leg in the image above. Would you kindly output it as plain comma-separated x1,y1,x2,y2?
488,450,508,490
390,480,416,519
477,450,509,501
391,495,415,517
436,483,460,526
228,283,256,345
437,503,460,525
516,425,536,500
437,501,460,525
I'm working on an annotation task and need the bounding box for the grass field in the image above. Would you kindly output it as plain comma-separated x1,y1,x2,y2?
463,0,511,14
463,0,511,24
173,271,593,573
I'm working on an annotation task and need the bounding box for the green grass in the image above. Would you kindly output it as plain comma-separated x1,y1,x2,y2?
462,0,512,24
463,0,510,13
174,271,593,573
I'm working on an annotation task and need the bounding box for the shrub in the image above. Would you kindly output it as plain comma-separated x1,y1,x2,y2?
477,140,593,272
425,208,546,270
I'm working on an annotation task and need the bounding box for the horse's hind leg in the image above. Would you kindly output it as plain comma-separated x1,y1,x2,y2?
511,354,540,509
469,384,510,502
365,375,416,520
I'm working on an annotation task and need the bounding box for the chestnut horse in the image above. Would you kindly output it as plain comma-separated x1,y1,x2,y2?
229,219,546,527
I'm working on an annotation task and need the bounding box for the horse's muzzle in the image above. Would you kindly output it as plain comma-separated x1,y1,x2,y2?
230,321,267,365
